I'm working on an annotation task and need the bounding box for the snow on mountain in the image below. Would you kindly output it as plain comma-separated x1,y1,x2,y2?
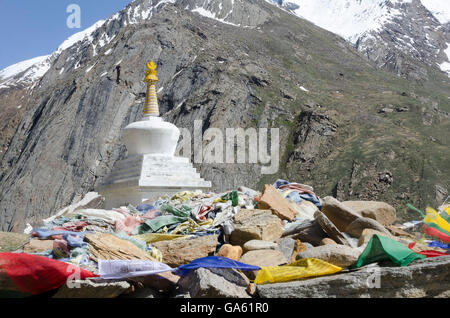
271,0,413,43
0,19,107,89
440,43,450,75
2,0,449,88
0,0,173,88
270,0,449,78
0,55,51,89
56,20,106,54
420,0,450,24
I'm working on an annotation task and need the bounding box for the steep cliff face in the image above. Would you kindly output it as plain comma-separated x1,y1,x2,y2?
0,0,449,231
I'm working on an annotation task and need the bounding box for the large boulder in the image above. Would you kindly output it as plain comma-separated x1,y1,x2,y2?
240,249,288,280
152,235,218,267
321,197,362,232
358,229,398,247
315,210,353,246
257,256,450,298
345,217,391,238
282,219,327,246
342,201,396,226
176,268,251,298
257,184,297,221
85,233,157,262
230,209,283,246
296,244,361,267
240,249,288,267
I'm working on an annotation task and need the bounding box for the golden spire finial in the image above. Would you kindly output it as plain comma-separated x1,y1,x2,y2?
143,60,160,117
145,60,159,82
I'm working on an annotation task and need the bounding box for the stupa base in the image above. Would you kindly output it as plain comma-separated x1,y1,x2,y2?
97,154,212,209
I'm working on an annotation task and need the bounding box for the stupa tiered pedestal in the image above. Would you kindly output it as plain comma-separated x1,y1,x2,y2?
97,61,211,209
98,153,211,209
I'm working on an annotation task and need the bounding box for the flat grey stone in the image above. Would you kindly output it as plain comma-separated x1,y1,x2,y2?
257,256,450,298
53,279,131,298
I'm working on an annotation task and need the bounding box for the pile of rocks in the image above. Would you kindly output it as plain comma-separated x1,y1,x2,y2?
0,180,449,299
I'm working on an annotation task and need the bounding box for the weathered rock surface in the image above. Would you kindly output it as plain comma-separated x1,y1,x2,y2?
243,240,278,253
358,229,398,247
128,271,180,293
0,232,29,252
53,279,131,298
23,239,54,254
296,244,361,267
345,216,391,238
342,201,396,226
153,235,218,267
283,219,327,246
257,256,450,298
217,244,243,261
277,237,296,261
386,225,414,238
257,184,297,221
230,209,283,246
321,197,362,232
315,210,353,246
240,249,287,267
85,233,157,262
177,268,250,298
321,238,337,245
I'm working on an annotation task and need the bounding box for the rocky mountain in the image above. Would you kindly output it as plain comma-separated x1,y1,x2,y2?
275,0,450,80
0,0,449,232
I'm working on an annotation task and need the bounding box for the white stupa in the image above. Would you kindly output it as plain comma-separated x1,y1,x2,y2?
97,60,211,209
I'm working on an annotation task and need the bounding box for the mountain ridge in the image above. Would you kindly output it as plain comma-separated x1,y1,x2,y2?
0,0,448,232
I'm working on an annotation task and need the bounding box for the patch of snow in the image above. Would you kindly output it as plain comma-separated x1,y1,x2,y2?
420,0,450,24
299,85,309,92
439,43,450,76
56,20,106,54
176,99,186,109
85,64,96,73
104,48,113,55
115,59,123,66
269,0,413,43
191,6,240,27
0,55,51,88
100,72,108,77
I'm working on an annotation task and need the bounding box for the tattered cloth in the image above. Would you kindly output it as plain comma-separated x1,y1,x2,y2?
0,253,98,295
176,256,260,276
351,235,426,269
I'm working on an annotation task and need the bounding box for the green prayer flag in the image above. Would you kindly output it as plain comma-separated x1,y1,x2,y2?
221,191,239,207
352,235,426,269
133,215,188,235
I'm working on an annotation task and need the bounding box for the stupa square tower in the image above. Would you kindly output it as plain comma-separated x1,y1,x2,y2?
97,61,211,209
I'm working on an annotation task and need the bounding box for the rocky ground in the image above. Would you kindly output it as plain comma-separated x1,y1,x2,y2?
0,181,448,298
